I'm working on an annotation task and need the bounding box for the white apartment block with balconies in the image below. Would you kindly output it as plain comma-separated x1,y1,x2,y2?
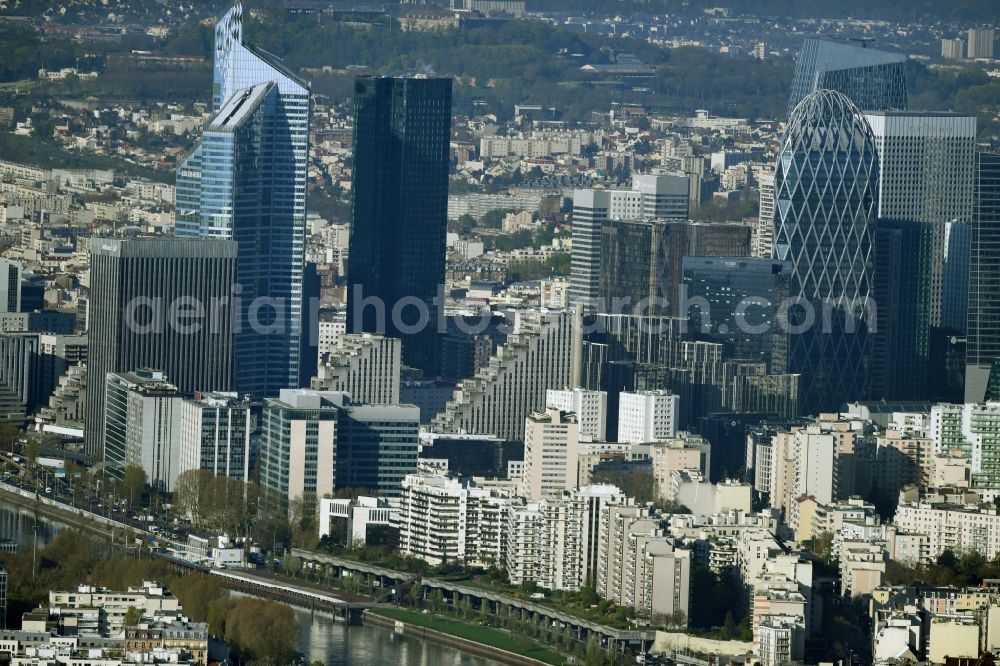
398,472,510,567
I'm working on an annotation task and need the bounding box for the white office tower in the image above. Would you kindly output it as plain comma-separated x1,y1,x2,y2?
432,309,579,442
754,169,775,258
617,390,679,444
523,408,581,500
967,28,995,58
177,392,252,483
570,174,689,306
310,333,401,404
259,390,341,505
398,473,509,567
863,111,977,330
103,369,181,492
537,484,624,591
546,387,607,441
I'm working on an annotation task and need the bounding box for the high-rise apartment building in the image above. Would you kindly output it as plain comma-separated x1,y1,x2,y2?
928,402,1000,492
863,112,976,331
537,485,625,591
432,309,579,442
773,90,878,414
311,333,401,404
941,38,965,60
596,503,691,623
754,170,775,258
786,38,907,117
967,28,995,59
84,239,237,460
966,152,1000,402
398,473,508,567
617,390,679,444
545,387,607,441
103,369,181,491
522,408,581,500
570,174,690,308
177,392,253,483
347,76,452,375
175,4,309,397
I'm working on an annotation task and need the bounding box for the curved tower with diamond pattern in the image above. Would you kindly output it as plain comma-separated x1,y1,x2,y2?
774,89,879,414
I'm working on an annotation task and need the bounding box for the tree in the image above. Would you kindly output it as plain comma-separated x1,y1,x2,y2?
584,634,605,666
123,606,142,626
23,438,38,469
122,466,146,508
0,423,18,454
722,610,737,639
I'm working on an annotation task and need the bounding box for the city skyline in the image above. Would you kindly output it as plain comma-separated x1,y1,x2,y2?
0,2,999,664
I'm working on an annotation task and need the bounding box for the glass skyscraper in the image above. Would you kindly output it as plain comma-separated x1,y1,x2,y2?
175,2,309,396
773,90,878,414
966,152,1000,401
871,219,933,400
347,76,452,375
863,111,976,333
787,39,907,117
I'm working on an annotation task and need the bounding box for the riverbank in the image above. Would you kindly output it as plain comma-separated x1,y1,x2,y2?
0,483,126,541
365,607,562,666
0,485,559,664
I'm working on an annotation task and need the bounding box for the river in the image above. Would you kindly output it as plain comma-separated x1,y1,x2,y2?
0,499,499,666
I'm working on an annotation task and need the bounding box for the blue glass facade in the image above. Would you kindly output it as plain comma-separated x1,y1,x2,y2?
787,39,907,118
176,3,309,396
774,90,879,414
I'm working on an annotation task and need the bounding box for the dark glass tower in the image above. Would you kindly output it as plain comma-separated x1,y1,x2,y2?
681,256,792,373
966,152,1000,401
871,219,933,400
787,39,907,117
347,76,452,375
773,90,878,414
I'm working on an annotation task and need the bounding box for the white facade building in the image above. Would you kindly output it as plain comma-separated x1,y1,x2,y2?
177,392,252,483
319,496,394,545
617,390,679,444
546,387,607,441
523,408,581,500
894,499,1000,560
398,473,509,567
103,369,181,492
